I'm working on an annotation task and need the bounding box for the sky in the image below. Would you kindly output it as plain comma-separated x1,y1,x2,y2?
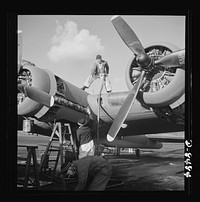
18,15,185,94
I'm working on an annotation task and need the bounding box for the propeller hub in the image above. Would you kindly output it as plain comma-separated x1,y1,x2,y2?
136,53,153,69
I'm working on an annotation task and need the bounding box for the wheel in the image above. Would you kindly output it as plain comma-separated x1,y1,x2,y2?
116,147,120,155
135,148,140,157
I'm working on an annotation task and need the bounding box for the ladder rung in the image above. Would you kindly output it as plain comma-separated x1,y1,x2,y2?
48,149,60,152
48,159,58,162
52,138,59,140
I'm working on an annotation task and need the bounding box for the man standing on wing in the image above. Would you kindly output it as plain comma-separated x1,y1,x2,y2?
81,54,112,93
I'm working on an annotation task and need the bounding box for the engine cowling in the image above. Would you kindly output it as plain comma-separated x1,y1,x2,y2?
17,61,89,124
18,63,57,117
125,42,185,125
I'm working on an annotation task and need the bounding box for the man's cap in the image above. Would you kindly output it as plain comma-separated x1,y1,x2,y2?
96,54,102,59
78,115,89,126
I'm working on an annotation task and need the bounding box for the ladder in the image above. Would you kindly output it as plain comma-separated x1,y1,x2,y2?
17,145,40,190
39,122,77,179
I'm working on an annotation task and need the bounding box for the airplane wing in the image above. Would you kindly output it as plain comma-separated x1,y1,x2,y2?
146,132,184,143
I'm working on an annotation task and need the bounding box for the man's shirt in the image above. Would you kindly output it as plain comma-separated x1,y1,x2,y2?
76,125,93,145
91,60,109,76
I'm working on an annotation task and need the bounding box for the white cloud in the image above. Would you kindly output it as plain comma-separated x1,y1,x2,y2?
47,20,104,62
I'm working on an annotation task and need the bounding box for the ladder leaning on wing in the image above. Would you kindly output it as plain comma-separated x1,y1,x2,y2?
39,122,77,179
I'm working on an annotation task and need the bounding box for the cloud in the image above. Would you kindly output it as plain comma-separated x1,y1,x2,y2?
47,20,104,62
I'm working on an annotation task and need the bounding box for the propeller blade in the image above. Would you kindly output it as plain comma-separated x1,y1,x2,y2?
111,15,145,55
107,70,145,142
155,49,185,67
18,84,54,107
18,30,23,74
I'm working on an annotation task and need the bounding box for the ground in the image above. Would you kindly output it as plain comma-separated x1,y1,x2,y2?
107,144,184,191
17,132,186,193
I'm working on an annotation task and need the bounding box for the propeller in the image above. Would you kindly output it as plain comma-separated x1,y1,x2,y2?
111,15,145,55
18,84,90,114
155,49,185,67
107,15,184,142
18,84,54,107
107,70,145,142
107,16,152,142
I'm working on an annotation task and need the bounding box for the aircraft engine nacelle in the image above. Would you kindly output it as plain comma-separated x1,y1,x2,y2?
125,42,185,125
18,64,56,117
18,62,89,124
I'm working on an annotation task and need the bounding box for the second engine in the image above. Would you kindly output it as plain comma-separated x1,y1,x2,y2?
125,42,185,125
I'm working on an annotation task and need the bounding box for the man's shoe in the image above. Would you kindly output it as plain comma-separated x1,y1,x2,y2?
107,90,112,93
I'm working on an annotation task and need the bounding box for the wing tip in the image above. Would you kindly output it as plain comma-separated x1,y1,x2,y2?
107,134,114,142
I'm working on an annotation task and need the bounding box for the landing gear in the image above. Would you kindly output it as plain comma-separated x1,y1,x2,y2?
135,148,140,157
116,147,120,156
